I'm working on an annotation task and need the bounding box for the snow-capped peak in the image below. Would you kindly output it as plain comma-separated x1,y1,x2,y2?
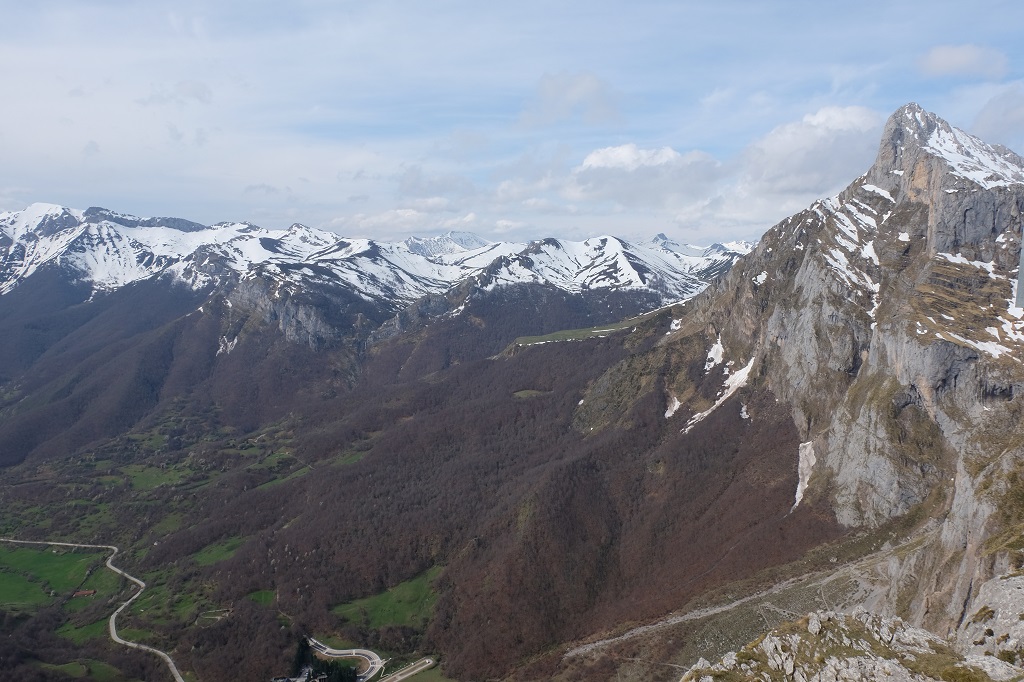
883,103,1024,189
404,230,492,257
924,124,1024,189
0,204,750,312
0,203,83,240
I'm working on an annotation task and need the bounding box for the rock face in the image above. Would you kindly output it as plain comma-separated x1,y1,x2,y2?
682,611,1023,682
958,574,1024,668
656,103,1024,682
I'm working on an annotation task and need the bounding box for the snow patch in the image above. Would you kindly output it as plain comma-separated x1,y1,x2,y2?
861,184,894,202
704,336,724,372
217,336,238,356
683,357,754,434
752,271,767,286
898,232,910,242
665,396,681,419
938,252,999,276
792,442,817,511
925,124,1024,189
861,241,879,265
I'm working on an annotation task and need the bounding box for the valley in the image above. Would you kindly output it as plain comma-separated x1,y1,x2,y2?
3,103,1024,682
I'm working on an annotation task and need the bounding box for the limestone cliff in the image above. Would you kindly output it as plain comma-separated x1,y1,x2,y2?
656,103,1024,677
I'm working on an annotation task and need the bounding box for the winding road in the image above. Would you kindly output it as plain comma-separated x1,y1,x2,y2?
308,638,385,681
0,537,186,682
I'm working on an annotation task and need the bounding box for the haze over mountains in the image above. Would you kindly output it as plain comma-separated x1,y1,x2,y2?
3,102,1024,682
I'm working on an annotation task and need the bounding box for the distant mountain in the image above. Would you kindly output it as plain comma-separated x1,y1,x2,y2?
403,230,493,257
0,206,747,314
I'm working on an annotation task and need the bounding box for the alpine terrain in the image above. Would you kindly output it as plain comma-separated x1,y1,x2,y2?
1,103,1024,682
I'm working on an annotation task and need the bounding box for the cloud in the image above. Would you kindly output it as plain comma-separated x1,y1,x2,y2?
579,144,684,171
566,143,723,207
137,80,213,107
919,45,1008,80
479,105,886,241
738,106,882,195
244,184,280,195
972,84,1024,152
396,165,476,200
519,72,620,127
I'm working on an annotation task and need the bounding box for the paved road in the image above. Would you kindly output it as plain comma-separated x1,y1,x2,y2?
308,638,384,681
383,657,435,681
0,537,187,682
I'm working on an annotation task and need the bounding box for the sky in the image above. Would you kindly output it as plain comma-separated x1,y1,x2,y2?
2,0,1023,245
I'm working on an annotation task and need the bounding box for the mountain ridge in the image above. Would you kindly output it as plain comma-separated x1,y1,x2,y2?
0,204,749,312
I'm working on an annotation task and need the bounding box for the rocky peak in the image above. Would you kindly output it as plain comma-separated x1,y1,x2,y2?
651,102,1024,664
854,103,1024,260
868,103,1024,200
403,230,492,257
81,206,209,232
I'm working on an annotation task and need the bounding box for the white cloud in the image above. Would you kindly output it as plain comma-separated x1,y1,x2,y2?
739,106,882,195
972,84,1024,152
519,72,620,127
567,144,723,208
579,144,683,171
919,44,1009,80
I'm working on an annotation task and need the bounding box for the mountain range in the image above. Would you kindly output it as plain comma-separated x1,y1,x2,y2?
0,204,749,316
2,102,1024,682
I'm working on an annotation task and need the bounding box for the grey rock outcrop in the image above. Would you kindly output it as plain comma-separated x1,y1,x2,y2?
664,103,1024,646
681,610,1023,682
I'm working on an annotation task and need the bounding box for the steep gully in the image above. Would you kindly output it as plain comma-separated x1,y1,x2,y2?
0,537,186,682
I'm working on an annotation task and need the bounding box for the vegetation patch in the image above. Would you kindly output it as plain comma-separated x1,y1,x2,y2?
332,566,443,629
247,589,276,605
0,544,104,598
57,617,108,644
255,465,313,489
64,567,122,613
119,463,184,490
193,536,245,566
318,634,360,650
246,451,294,472
331,452,367,467
149,512,184,535
513,322,633,347
0,571,51,609
513,389,548,399
971,605,996,624
38,661,88,678
38,659,127,681
412,666,456,682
